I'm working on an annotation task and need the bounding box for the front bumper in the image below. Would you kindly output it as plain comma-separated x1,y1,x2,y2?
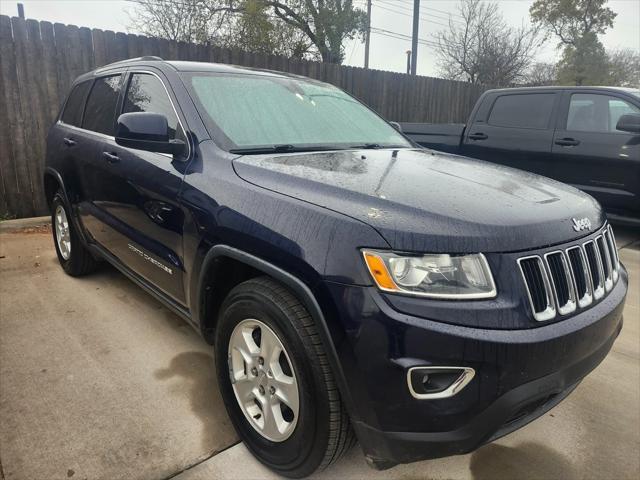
324,266,627,468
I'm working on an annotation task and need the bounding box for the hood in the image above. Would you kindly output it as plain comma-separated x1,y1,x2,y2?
232,148,605,253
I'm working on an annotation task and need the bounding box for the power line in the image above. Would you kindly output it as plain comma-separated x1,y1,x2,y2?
371,2,454,29
370,27,439,48
381,0,465,19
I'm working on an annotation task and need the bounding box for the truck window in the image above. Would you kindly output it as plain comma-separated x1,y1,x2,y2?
61,81,92,127
567,93,640,133
488,94,555,130
82,75,122,136
123,73,183,141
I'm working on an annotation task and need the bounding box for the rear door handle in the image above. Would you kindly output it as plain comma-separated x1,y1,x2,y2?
63,137,76,147
555,138,580,147
102,151,120,164
468,132,488,141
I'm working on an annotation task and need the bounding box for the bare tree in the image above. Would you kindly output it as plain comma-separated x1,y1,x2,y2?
607,49,640,88
435,0,541,86
523,62,558,85
127,0,233,44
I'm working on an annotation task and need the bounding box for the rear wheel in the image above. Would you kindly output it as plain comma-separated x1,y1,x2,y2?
51,191,98,276
215,277,354,478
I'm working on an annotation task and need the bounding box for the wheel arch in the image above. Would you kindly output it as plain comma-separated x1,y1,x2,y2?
196,244,358,421
44,167,67,209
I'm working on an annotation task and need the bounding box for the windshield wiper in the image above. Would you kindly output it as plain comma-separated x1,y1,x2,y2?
350,143,408,150
230,144,343,155
351,143,382,149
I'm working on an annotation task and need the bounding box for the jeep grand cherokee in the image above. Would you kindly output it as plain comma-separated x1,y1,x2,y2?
44,57,627,478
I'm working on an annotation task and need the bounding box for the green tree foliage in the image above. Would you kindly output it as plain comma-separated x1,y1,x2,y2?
129,0,366,63
225,1,312,58
530,0,616,46
530,0,622,86
256,1,367,63
556,32,610,85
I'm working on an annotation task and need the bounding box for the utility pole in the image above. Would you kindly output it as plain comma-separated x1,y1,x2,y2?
17,3,25,19
406,50,412,75
410,0,420,75
364,0,372,69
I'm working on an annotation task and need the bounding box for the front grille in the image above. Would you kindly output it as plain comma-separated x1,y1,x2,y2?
518,225,620,322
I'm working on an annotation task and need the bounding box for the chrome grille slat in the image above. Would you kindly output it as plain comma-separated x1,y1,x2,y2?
596,235,613,292
518,224,619,322
604,228,619,282
544,251,576,315
584,240,605,300
566,246,593,308
518,256,556,322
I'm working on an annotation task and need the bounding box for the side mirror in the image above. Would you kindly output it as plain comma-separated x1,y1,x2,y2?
116,112,186,156
389,121,403,133
616,113,640,133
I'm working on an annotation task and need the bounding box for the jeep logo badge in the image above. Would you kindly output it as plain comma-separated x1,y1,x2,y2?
572,217,592,232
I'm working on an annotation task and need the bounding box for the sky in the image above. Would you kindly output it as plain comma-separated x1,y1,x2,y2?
0,0,638,78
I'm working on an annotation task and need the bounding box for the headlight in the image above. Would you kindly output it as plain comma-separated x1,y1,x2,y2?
362,250,496,299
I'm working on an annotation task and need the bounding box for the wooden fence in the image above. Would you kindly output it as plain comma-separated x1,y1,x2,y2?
0,15,489,219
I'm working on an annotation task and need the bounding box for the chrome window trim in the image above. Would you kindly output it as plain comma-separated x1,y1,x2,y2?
406,366,475,400
543,250,577,316
517,255,556,322
565,245,593,309
595,234,613,292
583,240,605,300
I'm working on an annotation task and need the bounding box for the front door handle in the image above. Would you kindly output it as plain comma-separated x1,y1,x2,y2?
63,137,76,147
468,132,488,141
102,151,120,164
555,138,580,147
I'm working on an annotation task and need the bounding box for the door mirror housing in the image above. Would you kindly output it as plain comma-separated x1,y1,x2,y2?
389,121,402,132
615,113,640,133
115,112,186,156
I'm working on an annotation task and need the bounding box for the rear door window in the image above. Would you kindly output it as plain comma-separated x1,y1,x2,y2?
488,94,556,129
82,75,122,136
122,73,182,140
61,81,92,127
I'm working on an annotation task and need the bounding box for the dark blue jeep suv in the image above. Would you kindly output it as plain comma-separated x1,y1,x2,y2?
44,57,628,478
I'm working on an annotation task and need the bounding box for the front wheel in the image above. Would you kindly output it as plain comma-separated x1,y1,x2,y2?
215,277,354,478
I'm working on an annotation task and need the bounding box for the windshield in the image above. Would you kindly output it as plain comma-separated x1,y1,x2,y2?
183,72,411,151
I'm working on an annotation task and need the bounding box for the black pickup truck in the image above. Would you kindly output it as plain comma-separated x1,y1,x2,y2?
401,87,640,226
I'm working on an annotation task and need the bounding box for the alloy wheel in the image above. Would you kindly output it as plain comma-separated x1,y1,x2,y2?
228,318,300,442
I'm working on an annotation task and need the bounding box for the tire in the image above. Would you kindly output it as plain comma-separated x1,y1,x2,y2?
215,277,355,478
51,190,98,276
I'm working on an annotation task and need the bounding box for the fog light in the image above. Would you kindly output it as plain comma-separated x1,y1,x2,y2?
407,366,475,400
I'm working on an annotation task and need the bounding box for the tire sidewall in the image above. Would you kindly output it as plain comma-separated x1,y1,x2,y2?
215,287,331,477
51,192,78,274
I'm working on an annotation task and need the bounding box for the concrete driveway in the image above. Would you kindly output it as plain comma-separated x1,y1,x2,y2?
0,223,638,480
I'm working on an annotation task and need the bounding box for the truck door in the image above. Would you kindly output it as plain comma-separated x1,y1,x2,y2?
551,91,640,218
462,92,558,178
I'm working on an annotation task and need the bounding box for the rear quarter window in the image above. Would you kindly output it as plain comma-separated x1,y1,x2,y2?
488,93,556,130
61,81,92,127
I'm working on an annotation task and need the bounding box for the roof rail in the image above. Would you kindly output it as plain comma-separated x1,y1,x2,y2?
96,56,164,70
